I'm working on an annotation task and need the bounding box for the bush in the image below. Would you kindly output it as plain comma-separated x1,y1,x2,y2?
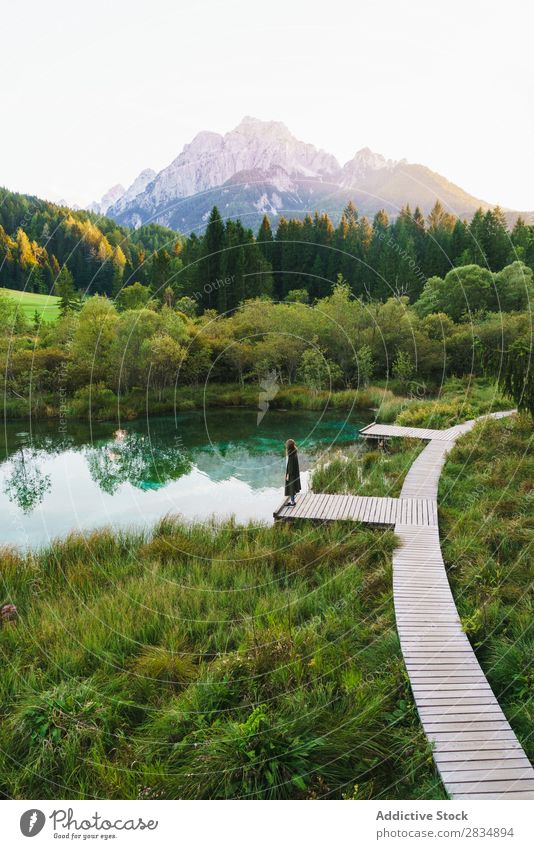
71,383,117,419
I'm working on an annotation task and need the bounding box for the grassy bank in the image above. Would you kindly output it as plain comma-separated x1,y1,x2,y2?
2,382,405,422
0,520,444,800
310,378,511,497
439,413,534,761
311,438,424,499
395,377,510,428
2,376,509,425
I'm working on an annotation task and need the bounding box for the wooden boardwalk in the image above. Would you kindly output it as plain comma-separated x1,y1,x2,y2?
274,492,437,526
359,422,448,441
275,411,534,799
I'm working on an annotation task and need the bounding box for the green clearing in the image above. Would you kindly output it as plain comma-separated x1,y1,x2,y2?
0,287,60,322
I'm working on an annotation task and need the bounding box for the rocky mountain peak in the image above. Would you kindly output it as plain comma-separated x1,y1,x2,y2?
339,147,404,188
92,117,498,234
89,183,125,215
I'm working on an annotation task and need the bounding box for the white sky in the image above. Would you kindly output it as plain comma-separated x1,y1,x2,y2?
1,0,533,210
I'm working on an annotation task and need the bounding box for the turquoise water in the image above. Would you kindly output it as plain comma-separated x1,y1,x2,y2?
0,407,371,548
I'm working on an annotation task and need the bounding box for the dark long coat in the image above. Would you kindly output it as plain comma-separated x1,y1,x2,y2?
284,449,301,497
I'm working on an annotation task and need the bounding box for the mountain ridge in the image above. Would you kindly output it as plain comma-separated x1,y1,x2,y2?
88,118,532,232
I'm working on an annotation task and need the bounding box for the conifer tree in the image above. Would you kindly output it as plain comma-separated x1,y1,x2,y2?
56,266,80,316
202,207,225,309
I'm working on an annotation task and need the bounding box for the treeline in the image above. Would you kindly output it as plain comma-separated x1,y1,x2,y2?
142,203,534,310
2,186,534,312
1,273,532,417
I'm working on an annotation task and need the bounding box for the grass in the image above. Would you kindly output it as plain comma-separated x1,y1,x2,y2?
0,287,60,323
439,412,534,762
0,520,445,800
1,382,408,423
395,376,510,428
2,375,507,429
309,378,512,498
311,439,423,498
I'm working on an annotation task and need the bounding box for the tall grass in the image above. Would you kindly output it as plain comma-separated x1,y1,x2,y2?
396,377,509,428
2,382,407,423
0,519,444,800
311,439,423,498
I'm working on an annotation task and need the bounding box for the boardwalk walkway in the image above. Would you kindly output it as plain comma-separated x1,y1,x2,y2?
274,493,437,526
274,410,534,799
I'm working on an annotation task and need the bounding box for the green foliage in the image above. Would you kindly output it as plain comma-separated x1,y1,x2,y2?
0,183,531,423
297,348,343,391
354,344,374,387
2,185,531,312
395,379,510,428
285,289,309,304
55,266,80,316
392,350,414,385
71,383,117,418
415,265,493,321
497,336,534,418
311,438,423,498
115,281,152,311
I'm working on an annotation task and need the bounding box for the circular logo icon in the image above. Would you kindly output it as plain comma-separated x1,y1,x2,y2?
20,810,46,837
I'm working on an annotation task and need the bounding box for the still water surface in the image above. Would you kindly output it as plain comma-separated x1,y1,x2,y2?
0,408,371,548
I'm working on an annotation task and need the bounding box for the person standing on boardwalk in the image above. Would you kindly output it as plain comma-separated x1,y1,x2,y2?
285,438,301,506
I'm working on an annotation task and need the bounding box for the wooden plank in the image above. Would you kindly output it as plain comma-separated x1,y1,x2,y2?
440,767,534,783
435,752,530,766
418,698,499,708
307,492,327,519
335,495,349,520
430,736,522,752
427,731,519,746
454,791,534,799
326,494,341,520
294,493,314,519
316,493,332,520
344,495,360,520
332,494,346,520
419,705,505,717
445,778,534,795
363,497,376,523
372,497,385,524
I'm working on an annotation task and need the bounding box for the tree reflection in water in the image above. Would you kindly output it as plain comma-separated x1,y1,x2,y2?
85,430,192,495
3,446,51,513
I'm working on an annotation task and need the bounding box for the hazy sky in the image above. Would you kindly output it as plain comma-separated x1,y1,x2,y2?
2,0,533,209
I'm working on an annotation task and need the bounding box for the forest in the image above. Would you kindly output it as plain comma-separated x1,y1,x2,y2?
3,186,534,310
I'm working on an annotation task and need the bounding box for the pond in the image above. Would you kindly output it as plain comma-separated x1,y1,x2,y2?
0,407,372,548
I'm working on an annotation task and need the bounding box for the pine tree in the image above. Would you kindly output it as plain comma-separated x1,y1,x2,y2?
468,208,487,266
55,266,80,316
201,207,225,309
257,215,273,266
481,207,510,271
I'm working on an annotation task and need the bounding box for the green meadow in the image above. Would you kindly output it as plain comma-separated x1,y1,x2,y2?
0,287,60,323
